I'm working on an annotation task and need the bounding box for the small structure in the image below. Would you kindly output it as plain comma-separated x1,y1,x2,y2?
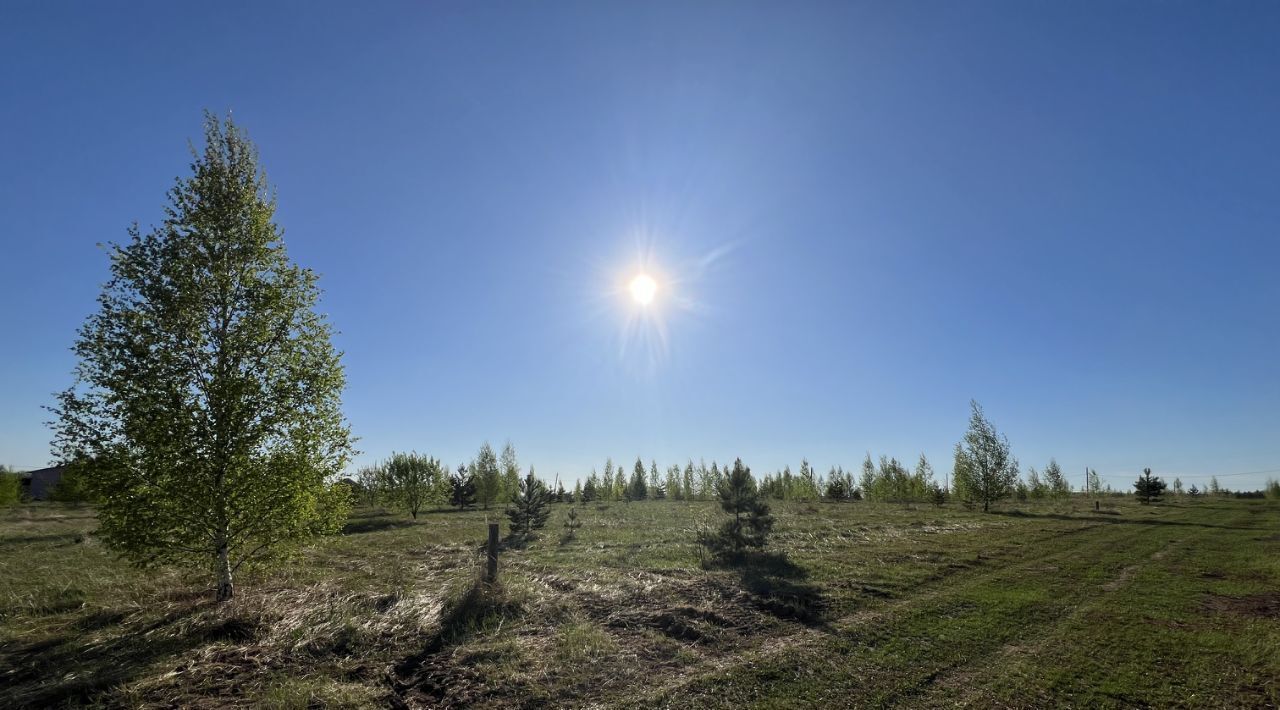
22,466,66,500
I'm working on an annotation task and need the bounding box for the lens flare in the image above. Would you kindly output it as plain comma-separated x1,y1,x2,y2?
629,273,657,305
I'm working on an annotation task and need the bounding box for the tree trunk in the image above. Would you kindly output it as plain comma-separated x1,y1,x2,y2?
216,544,234,602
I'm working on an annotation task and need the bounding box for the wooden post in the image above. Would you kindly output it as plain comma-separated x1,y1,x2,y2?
485,522,499,584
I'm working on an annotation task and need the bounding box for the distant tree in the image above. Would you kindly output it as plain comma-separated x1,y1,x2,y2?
954,401,1019,512
665,465,682,501
612,462,627,501
695,460,711,499
1086,468,1102,497
1187,484,1201,499
824,475,848,501
628,457,648,501
798,459,820,500
1208,476,1222,496
649,460,661,495
698,458,774,560
0,466,21,506
1133,468,1167,504
474,442,501,509
930,482,947,508
601,458,616,501
449,466,477,510
48,114,352,602
507,472,552,540
554,479,566,503
1172,477,1184,496
573,479,583,502
354,465,382,507
912,454,935,504
707,461,722,498
682,462,696,501
1264,478,1280,500
859,454,876,500
500,441,521,503
1043,458,1070,498
1026,467,1047,500
582,471,599,503
383,452,444,519
48,462,96,504
653,483,667,500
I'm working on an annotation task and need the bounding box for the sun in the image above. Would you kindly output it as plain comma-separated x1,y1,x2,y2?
628,273,657,305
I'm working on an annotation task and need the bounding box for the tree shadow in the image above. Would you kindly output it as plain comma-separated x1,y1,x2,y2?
393,578,523,680
710,551,828,626
0,532,85,547
0,602,236,708
341,516,419,535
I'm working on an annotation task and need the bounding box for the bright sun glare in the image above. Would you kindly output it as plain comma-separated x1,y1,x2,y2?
629,273,657,305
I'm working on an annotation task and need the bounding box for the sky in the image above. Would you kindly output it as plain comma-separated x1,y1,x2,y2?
2,1,1279,491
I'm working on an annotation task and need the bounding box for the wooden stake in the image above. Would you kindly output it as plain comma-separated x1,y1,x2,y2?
485,521,499,584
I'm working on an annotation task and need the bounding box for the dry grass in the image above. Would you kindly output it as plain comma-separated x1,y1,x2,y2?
2,497,1278,707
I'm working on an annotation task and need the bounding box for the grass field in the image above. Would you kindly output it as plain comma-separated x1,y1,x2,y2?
2,496,1277,708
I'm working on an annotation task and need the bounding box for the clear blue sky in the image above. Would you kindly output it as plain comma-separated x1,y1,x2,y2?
3,1,1278,491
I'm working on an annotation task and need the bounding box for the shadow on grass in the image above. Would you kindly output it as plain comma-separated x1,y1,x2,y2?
0,602,246,708
342,515,419,535
394,578,523,681
0,532,86,547
709,551,828,626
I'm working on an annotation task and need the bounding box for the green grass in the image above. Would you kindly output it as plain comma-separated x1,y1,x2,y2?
1,497,1277,707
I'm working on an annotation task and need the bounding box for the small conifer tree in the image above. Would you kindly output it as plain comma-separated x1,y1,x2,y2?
563,505,582,541
698,458,774,560
1133,467,1167,504
449,469,477,510
507,472,552,540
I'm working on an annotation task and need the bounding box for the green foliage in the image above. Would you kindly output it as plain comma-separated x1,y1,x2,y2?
506,472,552,541
450,467,477,510
1266,478,1280,500
930,482,947,508
1042,458,1071,498
628,458,648,501
381,452,445,518
499,441,521,504
563,505,582,541
1086,468,1102,496
1133,468,1167,504
824,475,849,501
47,463,95,504
0,466,21,506
474,442,500,509
581,471,598,502
664,464,682,501
953,401,1019,512
49,113,353,601
698,458,774,559
601,459,615,501
353,466,381,507
857,454,933,505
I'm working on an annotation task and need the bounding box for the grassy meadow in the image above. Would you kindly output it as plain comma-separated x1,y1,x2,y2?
2,496,1277,708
